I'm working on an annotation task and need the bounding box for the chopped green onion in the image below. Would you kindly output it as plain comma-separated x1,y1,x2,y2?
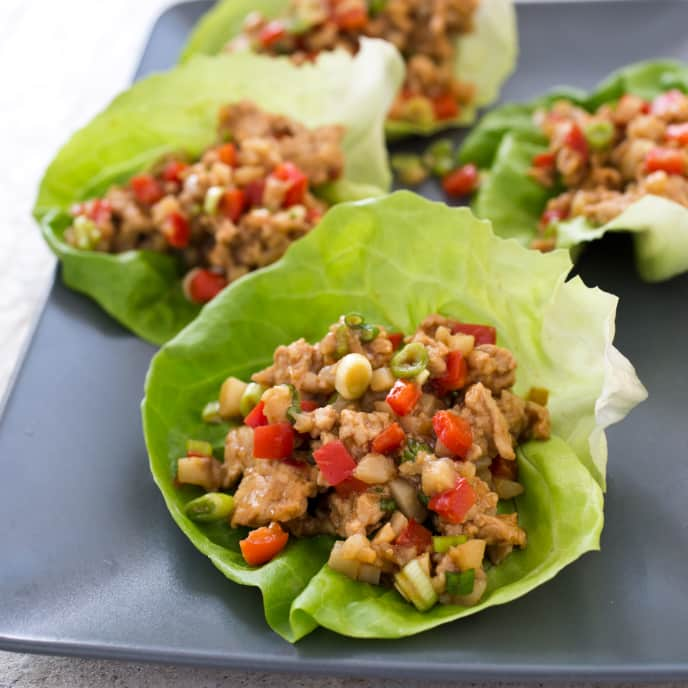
391,154,428,186
359,324,379,342
445,568,475,596
186,439,213,457
239,382,266,417
335,325,349,359
393,558,438,611
72,215,102,250
327,392,340,405
204,186,224,215
401,438,431,463
344,312,365,328
201,401,222,424
380,498,397,512
417,490,429,507
185,493,235,522
432,535,467,553
583,120,615,150
390,342,429,379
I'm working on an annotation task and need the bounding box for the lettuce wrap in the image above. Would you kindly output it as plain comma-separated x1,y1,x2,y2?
141,192,646,641
459,60,688,282
34,41,404,344
180,0,518,137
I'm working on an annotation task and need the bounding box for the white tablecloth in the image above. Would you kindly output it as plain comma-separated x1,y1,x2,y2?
0,0,680,685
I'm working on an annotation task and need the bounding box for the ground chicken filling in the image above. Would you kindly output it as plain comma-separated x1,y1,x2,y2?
228,0,480,126
529,89,688,251
65,101,344,303
177,313,551,611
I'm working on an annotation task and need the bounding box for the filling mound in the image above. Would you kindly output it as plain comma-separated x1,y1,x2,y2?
66,101,344,302
529,89,688,250
228,0,480,127
176,313,551,611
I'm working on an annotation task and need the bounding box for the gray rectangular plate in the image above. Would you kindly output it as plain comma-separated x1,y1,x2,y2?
2,0,688,680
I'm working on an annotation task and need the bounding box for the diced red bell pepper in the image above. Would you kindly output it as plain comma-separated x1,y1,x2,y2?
539,207,568,229
130,174,164,205
162,212,190,248
428,477,476,524
645,147,685,175
666,122,688,145
449,321,497,346
651,89,687,118
313,440,356,486
371,422,406,455
185,269,227,304
244,179,265,208
563,123,589,160
259,20,287,48
273,162,308,207
245,400,268,428
253,423,295,459
532,150,556,169
335,477,369,496
432,410,473,458
435,350,467,394
387,332,404,350
442,164,479,197
300,399,319,412
332,5,368,30
432,93,459,121
220,188,246,222
217,142,237,167
240,522,289,566
395,519,432,552
385,379,422,417
162,160,188,184
490,455,518,481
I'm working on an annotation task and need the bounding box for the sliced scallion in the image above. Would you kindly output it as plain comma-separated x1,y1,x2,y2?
432,535,467,553
239,382,266,417
185,493,235,523
391,342,429,379
393,558,438,611
445,568,475,596
201,401,222,424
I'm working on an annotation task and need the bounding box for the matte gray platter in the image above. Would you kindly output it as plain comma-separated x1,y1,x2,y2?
2,0,688,680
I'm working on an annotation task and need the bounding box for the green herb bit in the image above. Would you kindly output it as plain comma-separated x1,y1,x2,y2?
380,498,397,512
286,384,302,424
186,439,213,457
344,312,365,328
432,535,467,553
445,568,475,596
391,154,429,186
418,491,430,507
583,120,615,150
390,342,429,379
201,401,222,424
424,138,456,176
239,382,266,417
367,0,388,15
335,325,350,359
401,438,431,463
185,493,235,523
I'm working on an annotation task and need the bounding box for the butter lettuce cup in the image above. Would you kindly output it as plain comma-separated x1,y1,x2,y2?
34,41,403,344
181,0,517,137
459,60,688,282
142,192,646,642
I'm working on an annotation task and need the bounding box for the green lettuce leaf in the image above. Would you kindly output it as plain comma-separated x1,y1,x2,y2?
142,192,646,641
34,43,404,344
181,0,517,137
459,60,688,282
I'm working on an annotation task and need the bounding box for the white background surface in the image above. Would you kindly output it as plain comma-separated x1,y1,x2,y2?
0,0,682,686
